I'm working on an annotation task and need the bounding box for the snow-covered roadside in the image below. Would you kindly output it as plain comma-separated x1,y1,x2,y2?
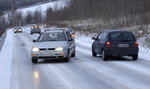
0,33,7,50
139,47,150,61
0,29,13,89
76,32,150,61
4,0,69,18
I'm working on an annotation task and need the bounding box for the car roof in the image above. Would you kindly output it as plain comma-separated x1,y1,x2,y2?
50,28,71,30
44,29,65,33
102,30,132,33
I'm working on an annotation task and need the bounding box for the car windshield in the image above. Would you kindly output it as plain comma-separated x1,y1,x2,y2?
38,32,67,42
67,29,73,33
110,32,135,41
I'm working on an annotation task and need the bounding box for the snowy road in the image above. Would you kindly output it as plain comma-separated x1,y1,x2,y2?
1,28,150,89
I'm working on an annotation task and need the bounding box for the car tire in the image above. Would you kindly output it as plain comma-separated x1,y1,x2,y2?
31,33,33,34
92,46,97,57
71,48,76,57
64,57,69,62
132,55,138,60
102,50,108,61
32,58,38,63
64,51,70,62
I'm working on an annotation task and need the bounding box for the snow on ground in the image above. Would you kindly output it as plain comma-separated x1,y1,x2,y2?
3,0,69,20
0,29,13,89
0,32,7,50
139,46,150,61
5,0,69,17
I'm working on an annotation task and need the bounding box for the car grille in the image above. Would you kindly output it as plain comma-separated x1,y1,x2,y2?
39,48,55,51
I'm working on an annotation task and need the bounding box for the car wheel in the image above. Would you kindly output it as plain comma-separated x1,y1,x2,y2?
31,33,33,34
64,51,70,62
132,55,138,61
102,50,108,61
92,46,97,57
64,57,69,62
32,58,38,63
71,48,76,57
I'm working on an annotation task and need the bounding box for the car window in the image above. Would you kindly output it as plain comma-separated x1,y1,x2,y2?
110,32,135,41
66,31,72,40
101,32,107,41
67,29,73,33
97,33,103,40
38,32,67,42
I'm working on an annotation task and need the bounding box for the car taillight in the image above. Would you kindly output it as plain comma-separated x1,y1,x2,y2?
106,41,111,48
134,42,138,47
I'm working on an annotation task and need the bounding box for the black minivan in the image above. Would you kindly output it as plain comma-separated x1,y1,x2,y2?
92,30,139,61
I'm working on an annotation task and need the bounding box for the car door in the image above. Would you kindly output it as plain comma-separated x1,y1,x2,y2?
93,33,102,54
94,32,106,54
66,32,75,54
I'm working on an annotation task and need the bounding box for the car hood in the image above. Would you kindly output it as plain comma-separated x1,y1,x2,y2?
33,41,67,48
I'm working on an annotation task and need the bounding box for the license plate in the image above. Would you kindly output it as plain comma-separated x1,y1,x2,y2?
39,53,54,56
118,44,129,47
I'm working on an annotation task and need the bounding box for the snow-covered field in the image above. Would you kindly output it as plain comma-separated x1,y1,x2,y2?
4,0,69,18
17,0,69,16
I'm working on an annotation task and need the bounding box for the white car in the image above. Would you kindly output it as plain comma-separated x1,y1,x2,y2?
31,29,75,63
14,27,22,33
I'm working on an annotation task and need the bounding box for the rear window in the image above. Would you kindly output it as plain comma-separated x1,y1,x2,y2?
109,31,135,41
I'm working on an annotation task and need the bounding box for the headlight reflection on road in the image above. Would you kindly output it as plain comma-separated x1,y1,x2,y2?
33,70,40,89
34,71,39,79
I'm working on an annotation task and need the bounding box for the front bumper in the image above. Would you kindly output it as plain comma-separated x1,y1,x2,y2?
31,51,68,59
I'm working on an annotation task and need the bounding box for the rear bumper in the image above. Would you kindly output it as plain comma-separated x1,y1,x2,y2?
105,48,139,56
31,30,41,33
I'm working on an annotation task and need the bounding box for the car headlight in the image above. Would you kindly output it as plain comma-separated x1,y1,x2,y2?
55,47,63,51
14,30,17,31
32,47,39,52
19,29,22,31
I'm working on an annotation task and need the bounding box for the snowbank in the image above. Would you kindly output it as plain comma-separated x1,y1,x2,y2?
0,29,13,89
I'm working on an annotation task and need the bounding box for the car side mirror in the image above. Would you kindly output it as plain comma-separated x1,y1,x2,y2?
91,37,95,40
33,40,37,42
92,37,98,40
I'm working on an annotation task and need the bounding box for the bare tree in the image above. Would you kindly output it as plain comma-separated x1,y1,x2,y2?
24,11,33,24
